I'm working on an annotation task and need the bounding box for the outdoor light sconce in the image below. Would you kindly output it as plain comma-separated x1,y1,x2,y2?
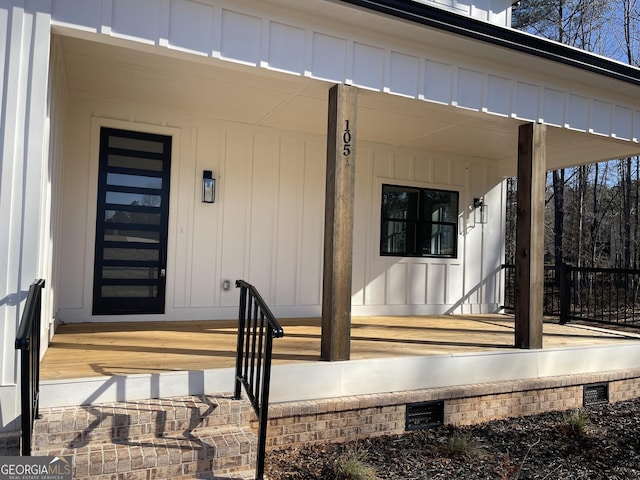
474,197,487,224
202,170,216,203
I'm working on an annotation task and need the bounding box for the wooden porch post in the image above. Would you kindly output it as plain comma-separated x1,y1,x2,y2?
515,122,546,349
321,84,358,361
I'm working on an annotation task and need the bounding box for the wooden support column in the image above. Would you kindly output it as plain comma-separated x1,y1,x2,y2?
515,122,546,349
321,84,358,361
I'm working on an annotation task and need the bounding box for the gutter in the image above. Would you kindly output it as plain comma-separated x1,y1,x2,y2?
337,0,640,87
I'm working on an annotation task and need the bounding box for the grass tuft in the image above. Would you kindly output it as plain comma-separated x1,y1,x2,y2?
334,446,379,480
445,433,479,457
563,409,588,435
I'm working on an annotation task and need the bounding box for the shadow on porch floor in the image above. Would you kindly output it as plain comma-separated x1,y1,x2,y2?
40,314,640,381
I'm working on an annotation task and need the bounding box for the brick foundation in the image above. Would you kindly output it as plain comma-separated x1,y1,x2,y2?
263,368,640,450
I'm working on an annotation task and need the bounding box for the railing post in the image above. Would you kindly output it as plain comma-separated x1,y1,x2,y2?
255,332,275,480
19,346,31,456
234,281,248,400
559,263,570,325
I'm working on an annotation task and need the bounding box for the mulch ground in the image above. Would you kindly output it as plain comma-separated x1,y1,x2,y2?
265,398,640,479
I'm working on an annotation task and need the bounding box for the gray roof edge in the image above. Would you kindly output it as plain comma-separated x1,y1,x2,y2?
338,0,640,87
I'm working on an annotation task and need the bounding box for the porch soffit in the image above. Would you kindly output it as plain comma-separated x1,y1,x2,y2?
54,0,640,174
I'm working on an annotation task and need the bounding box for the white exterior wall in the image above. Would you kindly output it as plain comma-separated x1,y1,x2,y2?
0,2,53,431
415,0,513,26
46,37,67,341
57,94,504,322
41,0,640,328
57,101,327,322
351,146,504,315
49,0,640,165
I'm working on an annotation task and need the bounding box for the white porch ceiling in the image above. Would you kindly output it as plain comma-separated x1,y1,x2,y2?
59,35,640,174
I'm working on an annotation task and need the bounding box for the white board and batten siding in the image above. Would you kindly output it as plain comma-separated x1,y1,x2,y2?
57,102,326,322
0,4,55,430
47,0,632,323
56,88,504,323
413,0,514,26
351,146,504,316
50,0,640,164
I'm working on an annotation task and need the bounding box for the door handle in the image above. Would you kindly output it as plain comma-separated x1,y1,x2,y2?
160,248,167,278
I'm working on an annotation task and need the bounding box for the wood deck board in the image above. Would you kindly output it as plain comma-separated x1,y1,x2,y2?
40,315,638,381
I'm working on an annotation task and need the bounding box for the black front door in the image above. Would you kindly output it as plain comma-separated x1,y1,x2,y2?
92,127,172,315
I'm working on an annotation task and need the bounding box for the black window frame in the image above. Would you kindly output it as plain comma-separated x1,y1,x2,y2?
380,183,459,258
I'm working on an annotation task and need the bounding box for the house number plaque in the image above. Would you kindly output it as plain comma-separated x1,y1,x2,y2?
343,120,352,156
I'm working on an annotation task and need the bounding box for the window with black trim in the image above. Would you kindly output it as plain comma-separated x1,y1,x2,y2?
380,184,459,258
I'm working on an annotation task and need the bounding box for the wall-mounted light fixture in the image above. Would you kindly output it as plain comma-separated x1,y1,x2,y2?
474,197,487,224
202,170,216,203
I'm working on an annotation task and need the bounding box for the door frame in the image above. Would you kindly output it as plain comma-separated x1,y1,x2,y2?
85,118,181,321
92,127,172,315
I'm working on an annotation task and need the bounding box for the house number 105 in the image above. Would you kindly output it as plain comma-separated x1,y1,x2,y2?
343,120,352,156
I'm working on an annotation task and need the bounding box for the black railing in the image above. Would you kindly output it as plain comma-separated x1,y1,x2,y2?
14,279,45,456
503,264,640,327
234,280,284,480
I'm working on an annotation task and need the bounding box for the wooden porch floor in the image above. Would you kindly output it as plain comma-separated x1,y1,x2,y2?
40,315,640,381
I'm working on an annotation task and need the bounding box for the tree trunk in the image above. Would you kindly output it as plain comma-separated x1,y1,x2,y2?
577,166,586,268
553,169,565,269
624,158,632,269
635,158,639,269
590,163,599,268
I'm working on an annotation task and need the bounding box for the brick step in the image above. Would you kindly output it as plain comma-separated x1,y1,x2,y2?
31,394,258,480
33,394,251,449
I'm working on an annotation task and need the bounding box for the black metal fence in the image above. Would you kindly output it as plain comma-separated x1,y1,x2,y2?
14,279,46,456
503,264,640,326
234,280,284,480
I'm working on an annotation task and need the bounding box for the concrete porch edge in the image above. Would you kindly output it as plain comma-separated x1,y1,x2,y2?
40,342,640,408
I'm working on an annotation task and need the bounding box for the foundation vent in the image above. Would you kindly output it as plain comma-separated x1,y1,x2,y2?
583,383,609,406
405,401,444,431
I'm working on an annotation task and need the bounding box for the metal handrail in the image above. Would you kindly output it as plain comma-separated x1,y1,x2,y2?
14,279,46,456
503,263,640,327
234,280,284,480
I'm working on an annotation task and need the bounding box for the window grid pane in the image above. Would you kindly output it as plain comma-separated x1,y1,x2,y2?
381,184,458,258
421,223,456,256
381,221,417,255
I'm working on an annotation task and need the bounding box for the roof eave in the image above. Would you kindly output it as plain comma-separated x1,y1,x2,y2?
337,0,640,87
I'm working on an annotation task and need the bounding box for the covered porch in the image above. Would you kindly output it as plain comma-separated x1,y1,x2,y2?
39,314,640,407
39,0,640,406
